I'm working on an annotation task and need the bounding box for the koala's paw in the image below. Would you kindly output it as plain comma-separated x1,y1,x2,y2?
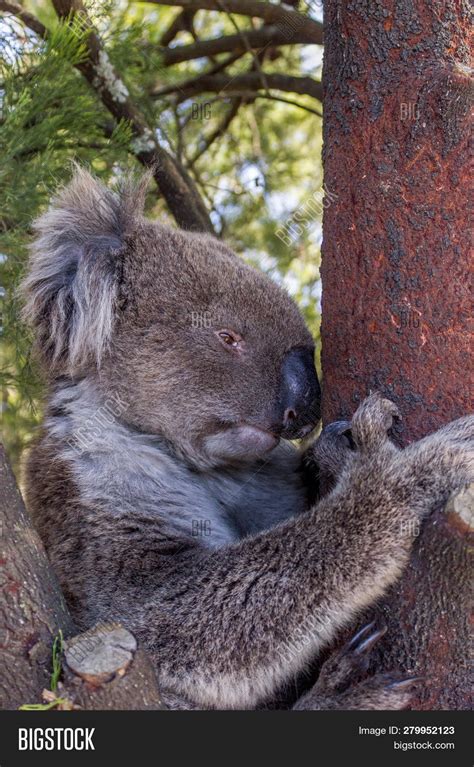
294,622,421,711
304,420,355,490
351,392,401,454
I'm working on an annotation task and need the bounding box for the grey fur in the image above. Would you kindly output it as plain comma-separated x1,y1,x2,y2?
21,170,473,710
21,166,149,375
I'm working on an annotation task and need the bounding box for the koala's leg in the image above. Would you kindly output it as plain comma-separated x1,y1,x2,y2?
292,623,421,710
131,395,473,709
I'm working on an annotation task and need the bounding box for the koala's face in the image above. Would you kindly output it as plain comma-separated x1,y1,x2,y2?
105,223,320,467
23,170,320,469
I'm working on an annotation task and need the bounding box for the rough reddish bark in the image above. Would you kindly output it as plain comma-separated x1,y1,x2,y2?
321,1,472,708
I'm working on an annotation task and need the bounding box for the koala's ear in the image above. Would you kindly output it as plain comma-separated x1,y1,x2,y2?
21,166,149,376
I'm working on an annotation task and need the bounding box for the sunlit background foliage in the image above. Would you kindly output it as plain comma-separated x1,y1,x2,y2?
0,0,323,474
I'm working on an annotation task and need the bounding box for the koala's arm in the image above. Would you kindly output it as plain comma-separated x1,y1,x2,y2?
120,396,473,710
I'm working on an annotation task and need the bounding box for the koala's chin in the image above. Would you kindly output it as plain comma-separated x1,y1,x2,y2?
203,424,280,465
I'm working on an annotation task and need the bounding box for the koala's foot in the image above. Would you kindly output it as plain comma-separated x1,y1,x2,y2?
293,623,421,711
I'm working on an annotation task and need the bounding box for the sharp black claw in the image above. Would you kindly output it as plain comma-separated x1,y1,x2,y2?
347,621,376,649
355,625,388,655
323,420,352,436
387,676,424,690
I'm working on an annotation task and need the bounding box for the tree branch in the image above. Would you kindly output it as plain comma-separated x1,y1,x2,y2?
153,72,322,102
53,0,212,231
151,51,247,98
142,0,323,43
0,0,213,232
0,0,47,37
160,8,195,46
188,96,243,167
162,24,317,65
216,0,269,92
224,91,323,116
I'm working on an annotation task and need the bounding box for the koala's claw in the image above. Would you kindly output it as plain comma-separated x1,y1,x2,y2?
315,623,388,694
387,676,424,690
352,624,387,655
351,392,401,453
322,419,354,442
347,620,376,648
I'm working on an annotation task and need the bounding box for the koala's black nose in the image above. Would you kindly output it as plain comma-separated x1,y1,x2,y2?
279,347,321,438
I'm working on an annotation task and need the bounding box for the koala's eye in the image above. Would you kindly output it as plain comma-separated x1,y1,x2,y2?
216,330,243,351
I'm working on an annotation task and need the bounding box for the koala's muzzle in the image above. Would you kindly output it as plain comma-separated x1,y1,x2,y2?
278,347,321,439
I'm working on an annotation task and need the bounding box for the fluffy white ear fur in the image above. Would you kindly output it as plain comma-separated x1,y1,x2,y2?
21,167,148,376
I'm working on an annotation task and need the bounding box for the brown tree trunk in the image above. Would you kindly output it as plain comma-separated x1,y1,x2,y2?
321,1,472,709
0,443,74,709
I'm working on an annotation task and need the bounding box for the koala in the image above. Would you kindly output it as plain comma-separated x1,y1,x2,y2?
21,169,473,710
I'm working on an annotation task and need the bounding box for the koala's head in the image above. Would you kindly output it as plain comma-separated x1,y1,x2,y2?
22,169,320,468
